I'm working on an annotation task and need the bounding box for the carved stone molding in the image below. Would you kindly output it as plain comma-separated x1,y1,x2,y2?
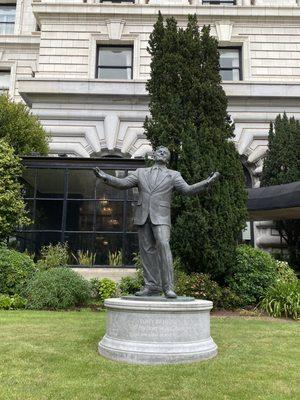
106,20,126,40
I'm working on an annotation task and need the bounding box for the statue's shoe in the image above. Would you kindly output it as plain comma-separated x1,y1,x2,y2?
135,287,161,297
164,290,177,299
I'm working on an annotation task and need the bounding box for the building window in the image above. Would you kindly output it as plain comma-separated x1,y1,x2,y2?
219,48,242,81
0,5,16,35
96,46,133,80
0,70,10,93
202,1,236,5
14,158,145,266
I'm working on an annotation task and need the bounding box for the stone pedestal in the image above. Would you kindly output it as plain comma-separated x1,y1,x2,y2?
98,297,217,365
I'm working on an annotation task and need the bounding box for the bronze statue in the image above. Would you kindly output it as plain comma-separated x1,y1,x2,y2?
94,146,220,298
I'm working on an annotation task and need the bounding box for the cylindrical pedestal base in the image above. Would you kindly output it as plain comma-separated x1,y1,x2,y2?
98,297,217,365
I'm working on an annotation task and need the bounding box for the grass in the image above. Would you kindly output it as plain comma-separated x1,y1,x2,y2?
0,310,299,400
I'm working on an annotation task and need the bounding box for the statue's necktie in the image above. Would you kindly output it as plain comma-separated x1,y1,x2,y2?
151,167,159,189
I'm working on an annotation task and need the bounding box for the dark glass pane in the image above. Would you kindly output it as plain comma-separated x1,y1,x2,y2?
219,49,240,69
98,67,132,80
11,232,36,255
68,169,96,199
95,200,123,232
64,233,95,265
220,69,234,81
96,170,126,200
13,232,61,257
94,233,123,265
99,47,132,67
34,232,62,257
21,200,35,230
124,233,139,265
21,168,36,198
126,202,137,232
66,200,95,231
0,6,16,22
36,169,65,198
35,200,63,230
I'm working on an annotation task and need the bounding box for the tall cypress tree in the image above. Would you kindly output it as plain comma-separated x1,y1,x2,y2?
261,114,300,271
144,14,247,282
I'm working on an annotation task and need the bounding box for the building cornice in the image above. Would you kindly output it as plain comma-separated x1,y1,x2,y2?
18,78,300,106
0,35,40,46
32,3,300,22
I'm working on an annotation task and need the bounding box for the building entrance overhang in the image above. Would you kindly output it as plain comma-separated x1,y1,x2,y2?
247,181,300,221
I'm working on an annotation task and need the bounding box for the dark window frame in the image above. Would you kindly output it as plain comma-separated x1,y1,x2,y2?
99,0,135,3
202,0,236,5
95,44,133,80
17,157,145,267
219,46,242,81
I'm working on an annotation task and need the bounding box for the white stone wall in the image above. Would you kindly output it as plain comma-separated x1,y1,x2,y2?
31,5,300,82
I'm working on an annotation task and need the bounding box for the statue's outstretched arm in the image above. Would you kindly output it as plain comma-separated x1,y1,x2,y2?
174,172,220,196
94,168,138,189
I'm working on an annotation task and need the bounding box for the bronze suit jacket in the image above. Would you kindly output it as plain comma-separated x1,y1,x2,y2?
103,167,209,227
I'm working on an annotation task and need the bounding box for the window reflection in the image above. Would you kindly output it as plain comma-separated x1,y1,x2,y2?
94,234,123,265
18,164,143,266
36,169,64,198
66,201,95,231
68,169,96,199
96,201,123,232
35,200,63,230
96,170,126,199
21,168,36,198
64,233,95,265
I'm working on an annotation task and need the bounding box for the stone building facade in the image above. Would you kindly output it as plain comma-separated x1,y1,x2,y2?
1,0,300,255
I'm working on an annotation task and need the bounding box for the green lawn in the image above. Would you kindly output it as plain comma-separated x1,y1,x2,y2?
0,310,299,400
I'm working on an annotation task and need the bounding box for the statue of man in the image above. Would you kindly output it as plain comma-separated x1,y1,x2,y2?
94,146,220,298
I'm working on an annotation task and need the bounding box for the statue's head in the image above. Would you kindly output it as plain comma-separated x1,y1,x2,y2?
153,146,171,165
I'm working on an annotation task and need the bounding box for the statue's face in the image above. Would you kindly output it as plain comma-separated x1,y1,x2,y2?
153,147,170,164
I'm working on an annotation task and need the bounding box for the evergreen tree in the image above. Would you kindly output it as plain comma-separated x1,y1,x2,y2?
0,95,48,155
0,140,30,241
261,114,300,271
144,14,247,282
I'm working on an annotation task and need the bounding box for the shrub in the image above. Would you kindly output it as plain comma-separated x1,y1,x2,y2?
260,280,300,320
275,260,297,283
0,140,30,240
0,294,11,309
25,268,90,310
0,294,27,309
0,246,36,295
227,245,277,306
175,271,222,306
36,242,69,270
108,250,123,266
219,287,243,310
119,272,144,295
90,278,117,303
72,250,95,267
0,94,48,156
98,278,117,303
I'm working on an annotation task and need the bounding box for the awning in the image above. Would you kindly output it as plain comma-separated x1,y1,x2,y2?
247,181,300,221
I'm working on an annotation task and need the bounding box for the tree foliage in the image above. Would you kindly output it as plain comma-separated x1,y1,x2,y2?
0,94,48,156
261,114,300,271
144,14,247,282
0,140,30,241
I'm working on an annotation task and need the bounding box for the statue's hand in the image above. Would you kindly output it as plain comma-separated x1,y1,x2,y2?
208,172,220,183
94,167,107,180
